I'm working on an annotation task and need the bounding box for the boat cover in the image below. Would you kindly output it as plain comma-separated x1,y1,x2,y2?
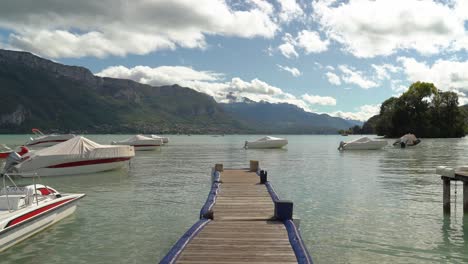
113,135,162,145
255,136,283,142
17,136,134,171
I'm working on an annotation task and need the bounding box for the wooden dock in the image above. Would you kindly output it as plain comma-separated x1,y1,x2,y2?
440,170,468,214
160,161,312,264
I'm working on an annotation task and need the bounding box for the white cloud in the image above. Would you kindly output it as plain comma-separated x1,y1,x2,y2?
325,72,341,85
278,0,304,23
97,65,315,111
338,65,378,89
398,57,468,92
0,0,279,58
314,0,468,57
390,80,408,93
329,104,381,121
302,94,337,106
278,30,329,58
296,30,329,54
278,33,299,58
326,65,335,71
372,64,401,80
277,64,301,77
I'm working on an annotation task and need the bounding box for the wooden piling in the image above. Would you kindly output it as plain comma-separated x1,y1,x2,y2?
249,160,259,172
443,178,451,214
214,163,223,172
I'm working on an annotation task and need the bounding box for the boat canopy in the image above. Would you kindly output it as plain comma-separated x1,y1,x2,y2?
0,144,11,152
256,136,283,141
23,136,133,161
117,135,154,143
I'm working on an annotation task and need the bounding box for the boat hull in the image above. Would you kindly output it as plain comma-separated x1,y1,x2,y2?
0,195,84,252
25,140,69,148
343,141,387,150
247,140,288,149
132,145,161,151
18,160,129,177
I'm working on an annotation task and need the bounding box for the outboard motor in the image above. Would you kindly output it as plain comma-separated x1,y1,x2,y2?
338,141,346,150
2,152,22,174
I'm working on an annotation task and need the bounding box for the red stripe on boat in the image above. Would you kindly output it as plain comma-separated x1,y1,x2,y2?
46,157,131,168
26,140,68,146
0,152,11,159
6,198,74,228
133,145,160,147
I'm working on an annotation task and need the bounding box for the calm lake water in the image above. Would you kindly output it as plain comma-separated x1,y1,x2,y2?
1,134,467,263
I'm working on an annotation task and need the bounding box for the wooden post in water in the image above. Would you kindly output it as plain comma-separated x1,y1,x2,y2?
464,181,468,213
443,178,451,214
250,160,259,172
215,163,223,172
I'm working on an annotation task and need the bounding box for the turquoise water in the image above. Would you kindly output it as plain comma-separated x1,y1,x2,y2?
1,135,467,263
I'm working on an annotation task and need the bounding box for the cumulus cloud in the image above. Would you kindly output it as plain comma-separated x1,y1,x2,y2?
0,0,279,58
329,104,381,121
278,0,304,23
398,57,468,92
302,94,337,106
296,30,329,54
278,30,329,58
338,65,378,89
313,0,468,57
97,65,329,112
325,72,341,85
277,64,301,77
278,42,299,58
372,64,401,80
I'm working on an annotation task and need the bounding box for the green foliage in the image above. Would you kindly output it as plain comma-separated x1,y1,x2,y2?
375,82,465,138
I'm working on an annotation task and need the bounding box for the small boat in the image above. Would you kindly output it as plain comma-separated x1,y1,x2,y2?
3,136,134,177
0,174,85,252
393,134,421,148
150,135,169,144
0,145,13,159
338,137,387,150
24,128,75,148
112,135,163,151
244,136,288,149
0,145,29,159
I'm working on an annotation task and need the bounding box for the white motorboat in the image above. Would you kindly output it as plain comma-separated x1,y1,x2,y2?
338,136,387,150
150,135,169,144
0,174,85,252
4,136,135,177
24,128,75,148
0,145,13,160
244,136,288,149
112,135,163,151
393,134,421,148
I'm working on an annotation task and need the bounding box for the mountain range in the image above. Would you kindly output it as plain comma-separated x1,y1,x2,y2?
0,49,359,134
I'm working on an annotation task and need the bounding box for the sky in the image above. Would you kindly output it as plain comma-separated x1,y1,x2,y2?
0,0,467,121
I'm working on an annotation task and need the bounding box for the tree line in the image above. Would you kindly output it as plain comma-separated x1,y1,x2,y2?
343,82,467,138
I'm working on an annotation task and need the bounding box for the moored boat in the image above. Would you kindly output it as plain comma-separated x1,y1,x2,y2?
24,128,75,148
112,135,163,150
338,136,387,150
0,145,13,159
0,145,29,159
244,136,288,149
0,175,85,252
393,134,421,148
150,135,169,144
3,136,134,177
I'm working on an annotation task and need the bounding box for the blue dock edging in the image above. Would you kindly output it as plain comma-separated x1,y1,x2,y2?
263,172,314,264
199,170,220,219
159,219,211,264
